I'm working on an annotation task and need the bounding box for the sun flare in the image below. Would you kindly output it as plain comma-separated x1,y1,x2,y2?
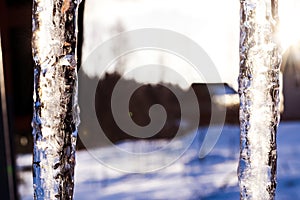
278,0,300,51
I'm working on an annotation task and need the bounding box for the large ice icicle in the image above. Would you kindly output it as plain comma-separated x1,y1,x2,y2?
238,0,281,199
31,0,80,199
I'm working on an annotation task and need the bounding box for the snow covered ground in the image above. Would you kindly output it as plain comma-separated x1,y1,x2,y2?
17,122,300,199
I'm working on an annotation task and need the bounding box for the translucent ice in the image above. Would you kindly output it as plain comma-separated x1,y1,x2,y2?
238,0,281,199
32,0,80,199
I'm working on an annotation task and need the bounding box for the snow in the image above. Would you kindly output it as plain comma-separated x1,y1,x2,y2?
17,122,300,199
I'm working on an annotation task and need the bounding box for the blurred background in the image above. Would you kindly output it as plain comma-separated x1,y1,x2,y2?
1,0,300,199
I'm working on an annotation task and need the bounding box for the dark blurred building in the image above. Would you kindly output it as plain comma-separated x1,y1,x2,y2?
281,43,300,121
79,72,239,147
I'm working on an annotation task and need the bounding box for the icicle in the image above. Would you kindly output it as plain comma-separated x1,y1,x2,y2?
31,0,80,199
238,0,281,199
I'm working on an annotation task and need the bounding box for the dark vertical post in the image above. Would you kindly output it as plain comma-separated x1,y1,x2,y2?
0,34,17,200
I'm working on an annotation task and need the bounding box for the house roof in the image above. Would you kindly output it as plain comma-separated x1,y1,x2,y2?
191,83,237,95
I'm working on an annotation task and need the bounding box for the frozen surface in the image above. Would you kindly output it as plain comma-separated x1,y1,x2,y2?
31,0,79,199
17,122,300,199
238,0,281,199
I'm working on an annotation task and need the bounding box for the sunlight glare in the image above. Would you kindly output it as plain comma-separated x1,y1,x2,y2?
278,0,300,51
